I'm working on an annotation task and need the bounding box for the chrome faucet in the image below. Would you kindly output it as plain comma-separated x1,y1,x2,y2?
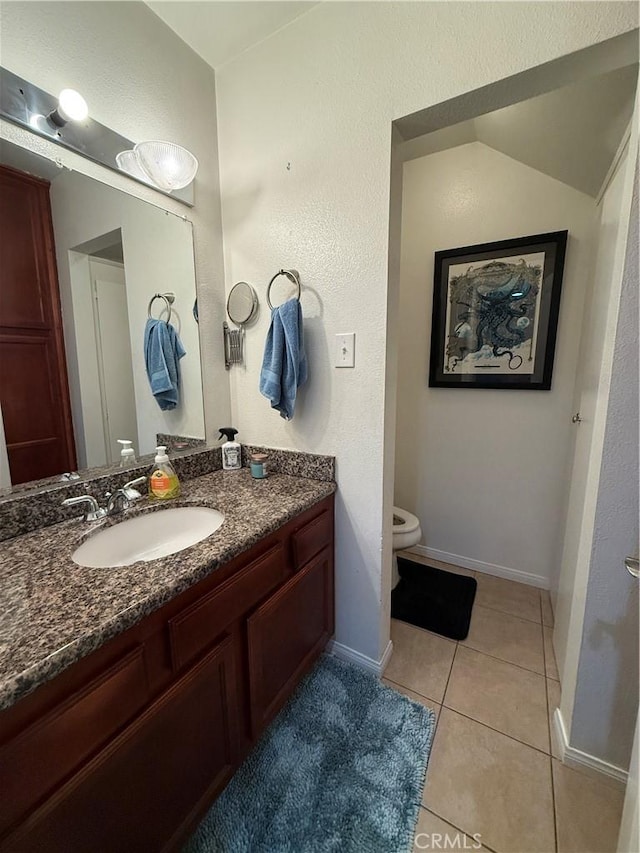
105,476,147,516
62,476,147,521
61,495,107,522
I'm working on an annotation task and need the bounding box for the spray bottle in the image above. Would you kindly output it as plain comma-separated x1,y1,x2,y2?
219,428,241,471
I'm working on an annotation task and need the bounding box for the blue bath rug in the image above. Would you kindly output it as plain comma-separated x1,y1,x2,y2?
184,654,435,853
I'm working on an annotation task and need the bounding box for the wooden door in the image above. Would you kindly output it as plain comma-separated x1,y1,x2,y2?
0,164,76,484
247,545,334,737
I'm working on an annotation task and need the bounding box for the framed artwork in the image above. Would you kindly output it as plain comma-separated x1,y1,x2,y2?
429,231,568,390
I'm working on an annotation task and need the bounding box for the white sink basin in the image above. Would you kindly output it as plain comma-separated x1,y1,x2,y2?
72,506,225,568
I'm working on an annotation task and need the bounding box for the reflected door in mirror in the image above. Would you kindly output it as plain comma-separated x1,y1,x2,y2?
0,165,77,484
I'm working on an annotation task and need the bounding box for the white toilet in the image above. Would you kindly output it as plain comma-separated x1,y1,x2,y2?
392,506,423,589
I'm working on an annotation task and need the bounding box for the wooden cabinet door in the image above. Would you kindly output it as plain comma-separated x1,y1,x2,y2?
4,636,238,853
247,546,334,737
0,164,76,484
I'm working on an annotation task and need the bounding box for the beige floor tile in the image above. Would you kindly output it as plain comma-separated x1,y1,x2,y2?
382,678,441,726
444,646,549,752
541,591,554,627
544,626,560,680
384,620,456,703
413,807,493,852
553,759,624,853
461,605,545,674
474,573,542,623
424,708,555,853
546,678,562,760
398,551,475,577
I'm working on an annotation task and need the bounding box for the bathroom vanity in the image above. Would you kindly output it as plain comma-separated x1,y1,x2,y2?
0,469,335,851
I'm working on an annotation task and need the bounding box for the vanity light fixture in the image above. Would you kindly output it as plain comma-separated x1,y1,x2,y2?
0,66,194,205
115,150,157,185
116,141,198,192
47,88,89,127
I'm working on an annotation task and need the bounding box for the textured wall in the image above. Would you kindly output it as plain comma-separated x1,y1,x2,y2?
554,152,631,701
570,166,639,770
395,142,596,586
215,2,638,661
0,1,231,444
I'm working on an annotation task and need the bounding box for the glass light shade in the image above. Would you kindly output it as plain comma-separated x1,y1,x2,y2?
134,141,198,191
116,150,157,185
58,89,88,122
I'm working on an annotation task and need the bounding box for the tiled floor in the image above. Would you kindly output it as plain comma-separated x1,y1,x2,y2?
383,554,626,853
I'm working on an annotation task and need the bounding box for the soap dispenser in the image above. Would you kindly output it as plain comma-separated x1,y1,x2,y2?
117,439,137,468
149,446,181,500
219,428,242,471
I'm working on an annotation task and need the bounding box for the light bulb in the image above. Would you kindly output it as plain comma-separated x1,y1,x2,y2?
58,89,88,122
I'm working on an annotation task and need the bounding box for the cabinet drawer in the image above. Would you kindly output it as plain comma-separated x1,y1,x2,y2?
169,543,286,671
0,645,148,836
292,509,332,570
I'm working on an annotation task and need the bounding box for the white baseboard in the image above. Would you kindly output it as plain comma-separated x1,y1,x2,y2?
327,639,393,678
553,707,628,788
407,544,550,590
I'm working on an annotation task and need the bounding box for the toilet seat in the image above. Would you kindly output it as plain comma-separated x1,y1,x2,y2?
392,506,420,535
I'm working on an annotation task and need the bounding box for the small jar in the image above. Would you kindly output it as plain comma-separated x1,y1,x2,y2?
249,452,268,479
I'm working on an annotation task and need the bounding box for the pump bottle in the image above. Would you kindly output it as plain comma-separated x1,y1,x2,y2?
117,439,136,468
219,428,242,471
149,446,181,499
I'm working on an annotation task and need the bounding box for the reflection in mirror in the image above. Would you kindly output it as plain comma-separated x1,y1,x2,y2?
0,140,205,491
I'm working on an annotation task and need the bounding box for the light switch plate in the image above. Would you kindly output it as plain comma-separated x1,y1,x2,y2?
335,333,355,368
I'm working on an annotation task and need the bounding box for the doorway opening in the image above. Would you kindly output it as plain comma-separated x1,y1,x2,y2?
69,229,137,469
382,29,638,849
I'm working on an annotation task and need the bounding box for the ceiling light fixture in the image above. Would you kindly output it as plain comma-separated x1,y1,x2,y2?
47,88,89,127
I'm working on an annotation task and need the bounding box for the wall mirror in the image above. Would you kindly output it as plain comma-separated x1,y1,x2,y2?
0,139,205,492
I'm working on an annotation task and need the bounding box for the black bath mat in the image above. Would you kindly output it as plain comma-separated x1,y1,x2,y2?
391,557,477,641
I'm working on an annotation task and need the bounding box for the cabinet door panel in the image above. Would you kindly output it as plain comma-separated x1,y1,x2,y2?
5,636,238,853
0,646,148,837
247,546,333,737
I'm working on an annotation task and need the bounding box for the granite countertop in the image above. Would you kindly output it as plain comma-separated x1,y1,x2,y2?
0,469,336,711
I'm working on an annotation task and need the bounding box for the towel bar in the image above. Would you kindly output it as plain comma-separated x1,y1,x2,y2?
266,269,300,310
148,292,175,323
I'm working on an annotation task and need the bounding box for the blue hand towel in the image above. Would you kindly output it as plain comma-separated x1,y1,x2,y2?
259,298,308,420
144,318,186,411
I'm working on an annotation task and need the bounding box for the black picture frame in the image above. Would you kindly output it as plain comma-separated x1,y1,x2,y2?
429,231,568,390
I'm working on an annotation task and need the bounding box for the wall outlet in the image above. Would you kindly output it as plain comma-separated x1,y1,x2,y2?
335,333,355,368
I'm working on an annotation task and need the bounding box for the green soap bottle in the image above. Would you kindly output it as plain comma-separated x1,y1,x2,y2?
149,446,180,500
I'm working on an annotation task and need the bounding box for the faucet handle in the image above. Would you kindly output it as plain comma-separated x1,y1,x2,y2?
123,476,147,499
62,495,107,522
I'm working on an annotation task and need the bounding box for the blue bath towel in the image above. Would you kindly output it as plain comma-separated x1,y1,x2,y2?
144,318,186,411
259,298,308,420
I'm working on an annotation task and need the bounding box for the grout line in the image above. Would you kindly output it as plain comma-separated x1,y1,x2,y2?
541,610,559,852
472,600,543,626
420,805,501,853
460,641,546,678
382,676,442,711
472,599,543,626
440,640,459,713
439,704,552,758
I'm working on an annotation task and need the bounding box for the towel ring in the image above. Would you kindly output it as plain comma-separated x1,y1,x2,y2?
148,292,175,323
266,269,301,310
